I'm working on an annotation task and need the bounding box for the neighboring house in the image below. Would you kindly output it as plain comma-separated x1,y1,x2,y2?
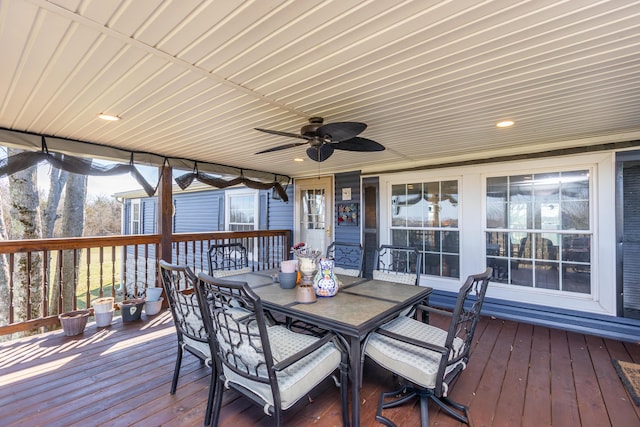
115,181,293,294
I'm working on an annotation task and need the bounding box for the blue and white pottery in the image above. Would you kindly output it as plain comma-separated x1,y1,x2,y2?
313,258,339,297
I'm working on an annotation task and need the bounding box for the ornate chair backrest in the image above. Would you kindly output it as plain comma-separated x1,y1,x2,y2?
159,260,208,346
196,273,278,395
207,243,250,277
373,244,422,285
326,242,364,277
437,267,492,394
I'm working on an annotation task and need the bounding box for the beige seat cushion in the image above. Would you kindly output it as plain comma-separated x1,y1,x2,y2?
373,270,416,285
221,325,341,410
334,266,360,277
211,266,252,278
365,316,464,391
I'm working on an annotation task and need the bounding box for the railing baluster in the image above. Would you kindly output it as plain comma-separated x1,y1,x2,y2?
0,230,291,336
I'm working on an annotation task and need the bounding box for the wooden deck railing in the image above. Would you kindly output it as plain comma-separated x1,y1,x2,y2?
0,229,291,337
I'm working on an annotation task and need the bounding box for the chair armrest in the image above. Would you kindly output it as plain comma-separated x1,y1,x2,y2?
415,304,453,318
272,333,335,371
374,328,448,356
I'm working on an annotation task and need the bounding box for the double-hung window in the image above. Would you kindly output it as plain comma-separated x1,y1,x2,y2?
225,189,258,231
390,180,459,278
485,170,591,294
130,200,141,234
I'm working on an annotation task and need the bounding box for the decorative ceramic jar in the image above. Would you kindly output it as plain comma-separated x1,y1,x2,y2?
313,258,339,297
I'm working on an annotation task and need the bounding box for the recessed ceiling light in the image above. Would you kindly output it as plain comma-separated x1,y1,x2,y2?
97,113,121,121
293,158,304,162
496,120,514,128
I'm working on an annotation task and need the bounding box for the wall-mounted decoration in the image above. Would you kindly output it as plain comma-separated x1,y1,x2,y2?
337,202,358,226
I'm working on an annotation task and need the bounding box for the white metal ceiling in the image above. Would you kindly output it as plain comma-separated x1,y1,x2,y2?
1,0,640,178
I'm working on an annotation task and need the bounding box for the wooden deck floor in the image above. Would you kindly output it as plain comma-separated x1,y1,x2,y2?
1,310,639,427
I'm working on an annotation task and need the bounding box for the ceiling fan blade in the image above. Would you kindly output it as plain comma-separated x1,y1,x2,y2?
255,128,308,140
316,122,366,142
332,137,385,152
306,144,334,162
256,142,308,154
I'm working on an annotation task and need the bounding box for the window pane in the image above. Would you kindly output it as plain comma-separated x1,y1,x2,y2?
391,229,408,246
442,254,460,278
485,169,591,295
487,201,507,228
511,260,533,287
440,180,458,227
512,232,531,259
406,183,424,227
391,184,407,227
229,194,256,230
408,230,424,250
423,182,439,227
422,230,438,252
391,179,460,279
561,170,589,199
535,262,559,290
442,231,459,254
562,264,591,293
509,202,531,229
562,201,589,230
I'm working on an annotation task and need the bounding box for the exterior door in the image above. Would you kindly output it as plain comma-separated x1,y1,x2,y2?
363,177,379,278
617,153,640,319
295,177,333,254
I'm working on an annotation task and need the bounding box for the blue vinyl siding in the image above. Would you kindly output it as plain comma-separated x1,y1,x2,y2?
268,186,294,230
173,190,222,232
142,199,156,234
334,171,361,244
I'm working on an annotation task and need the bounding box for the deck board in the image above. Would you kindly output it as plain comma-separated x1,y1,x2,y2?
1,310,639,426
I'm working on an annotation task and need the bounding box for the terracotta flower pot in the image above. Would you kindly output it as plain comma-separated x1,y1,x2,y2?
59,310,90,336
295,285,317,304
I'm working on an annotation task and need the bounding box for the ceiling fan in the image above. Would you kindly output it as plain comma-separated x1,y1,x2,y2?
255,117,385,162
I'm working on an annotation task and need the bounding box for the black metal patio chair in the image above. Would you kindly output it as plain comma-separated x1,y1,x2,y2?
195,272,350,427
362,267,492,426
207,243,250,277
158,260,213,398
326,241,364,277
372,244,422,285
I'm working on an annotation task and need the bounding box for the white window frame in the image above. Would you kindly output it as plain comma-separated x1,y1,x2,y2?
130,199,141,234
225,188,259,231
378,151,616,316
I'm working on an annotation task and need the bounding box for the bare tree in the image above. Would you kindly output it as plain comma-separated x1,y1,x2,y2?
42,167,68,239
51,172,87,314
7,148,43,324
0,204,10,329
84,195,121,236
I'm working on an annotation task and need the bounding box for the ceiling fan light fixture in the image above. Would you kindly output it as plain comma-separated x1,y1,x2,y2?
496,120,514,128
98,113,120,121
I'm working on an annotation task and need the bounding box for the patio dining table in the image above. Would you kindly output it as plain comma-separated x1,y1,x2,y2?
225,270,432,427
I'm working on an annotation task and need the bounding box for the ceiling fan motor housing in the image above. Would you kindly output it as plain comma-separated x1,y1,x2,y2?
300,117,324,137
